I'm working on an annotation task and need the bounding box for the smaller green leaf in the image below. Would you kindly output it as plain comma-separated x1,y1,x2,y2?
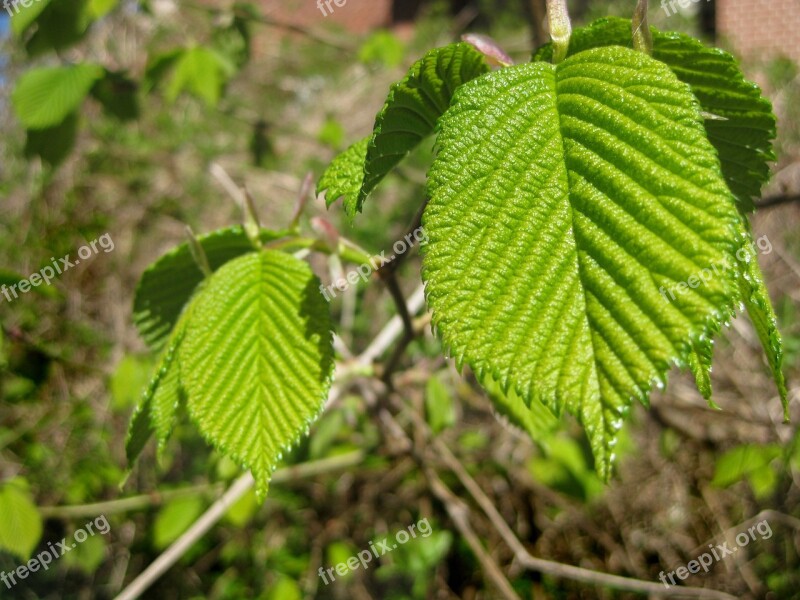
351,42,490,216
153,495,205,549
12,63,104,129
0,478,43,561
181,250,335,498
317,137,369,208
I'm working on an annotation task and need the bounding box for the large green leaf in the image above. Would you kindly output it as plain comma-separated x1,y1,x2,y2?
423,46,741,478
133,226,287,352
0,478,42,561
12,63,104,129
533,17,775,211
180,251,334,497
340,43,489,216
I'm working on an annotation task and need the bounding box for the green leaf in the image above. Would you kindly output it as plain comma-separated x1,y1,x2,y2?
734,222,788,420
350,42,490,216
133,226,287,352
180,250,334,498
165,46,237,107
423,46,741,479
10,0,54,35
533,17,775,211
0,478,43,561
23,111,80,167
712,444,781,489
12,63,104,129
153,495,205,549
317,137,369,208
91,70,140,121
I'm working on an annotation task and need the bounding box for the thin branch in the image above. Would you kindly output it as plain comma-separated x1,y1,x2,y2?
755,194,800,209
424,468,521,600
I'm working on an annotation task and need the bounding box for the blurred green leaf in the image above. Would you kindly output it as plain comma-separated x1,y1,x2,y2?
712,444,782,498
12,63,104,129
111,355,154,410
425,375,455,434
9,0,54,35
224,488,259,527
165,46,237,107
62,534,107,573
0,478,43,561
91,71,140,121
23,112,80,167
265,576,302,600
358,31,405,68
154,495,205,549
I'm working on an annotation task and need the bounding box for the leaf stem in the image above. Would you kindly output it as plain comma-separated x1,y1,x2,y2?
546,0,572,63
632,0,653,55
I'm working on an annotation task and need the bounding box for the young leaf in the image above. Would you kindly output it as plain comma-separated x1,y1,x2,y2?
423,46,741,479
180,250,334,498
133,226,287,352
533,17,775,211
12,63,104,129
348,42,490,216
317,137,369,208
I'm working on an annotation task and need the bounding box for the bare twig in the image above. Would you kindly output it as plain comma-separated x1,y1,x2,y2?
755,194,800,209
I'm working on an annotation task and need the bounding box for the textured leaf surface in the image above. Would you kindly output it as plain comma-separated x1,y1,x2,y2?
317,137,369,208
533,17,775,211
688,339,717,408
12,63,104,129
133,226,287,352
423,46,741,478
346,42,489,215
0,479,42,561
180,251,334,497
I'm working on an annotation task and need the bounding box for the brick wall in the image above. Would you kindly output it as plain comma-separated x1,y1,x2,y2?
717,0,800,62
263,0,392,34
